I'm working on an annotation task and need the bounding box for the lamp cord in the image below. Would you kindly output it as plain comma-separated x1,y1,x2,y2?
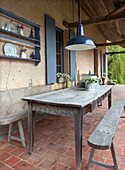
72,0,74,23
78,0,81,24
72,0,75,32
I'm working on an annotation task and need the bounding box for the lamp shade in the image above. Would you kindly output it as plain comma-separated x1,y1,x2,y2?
65,24,96,51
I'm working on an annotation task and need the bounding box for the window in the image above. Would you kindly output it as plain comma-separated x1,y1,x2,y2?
45,15,75,84
56,27,63,73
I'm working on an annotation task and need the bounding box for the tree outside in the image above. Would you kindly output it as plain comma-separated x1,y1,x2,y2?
107,43,125,84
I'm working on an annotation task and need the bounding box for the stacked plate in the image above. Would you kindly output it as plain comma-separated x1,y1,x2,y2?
4,43,18,57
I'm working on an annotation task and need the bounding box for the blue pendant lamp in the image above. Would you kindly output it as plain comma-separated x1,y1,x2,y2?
65,0,96,50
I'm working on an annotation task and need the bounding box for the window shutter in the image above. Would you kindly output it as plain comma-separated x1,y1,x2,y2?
45,14,56,84
69,30,76,81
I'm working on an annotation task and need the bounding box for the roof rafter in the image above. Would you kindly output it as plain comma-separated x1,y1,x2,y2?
96,40,125,47
105,51,125,55
63,11,125,28
107,3,125,16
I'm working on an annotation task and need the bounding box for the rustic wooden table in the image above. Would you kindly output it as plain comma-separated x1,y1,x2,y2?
22,85,113,170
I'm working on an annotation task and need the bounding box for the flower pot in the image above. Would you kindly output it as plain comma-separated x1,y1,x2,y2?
57,77,65,83
21,52,26,58
18,29,24,35
85,82,92,90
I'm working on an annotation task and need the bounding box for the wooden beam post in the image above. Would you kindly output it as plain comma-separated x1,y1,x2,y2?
63,11,125,28
105,51,125,55
107,3,125,16
96,40,125,47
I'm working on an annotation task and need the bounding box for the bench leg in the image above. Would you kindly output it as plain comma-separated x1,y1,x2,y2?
111,142,119,170
87,148,95,170
8,123,13,142
108,90,112,109
8,121,26,148
18,120,26,147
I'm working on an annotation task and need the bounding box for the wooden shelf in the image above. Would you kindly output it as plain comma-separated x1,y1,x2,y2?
0,55,40,62
0,34,40,47
0,28,40,43
0,8,41,66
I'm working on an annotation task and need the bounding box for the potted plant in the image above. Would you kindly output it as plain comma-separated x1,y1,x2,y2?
21,47,27,58
56,72,65,83
56,72,71,88
101,73,106,85
17,24,24,35
83,77,98,90
108,71,113,80
62,73,71,88
98,78,102,85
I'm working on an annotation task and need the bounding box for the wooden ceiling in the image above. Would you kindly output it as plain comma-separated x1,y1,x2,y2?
75,0,125,48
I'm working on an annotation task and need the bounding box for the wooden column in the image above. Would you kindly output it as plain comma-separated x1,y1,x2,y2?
94,49,98,76
105,54,107,76
100,51,103,77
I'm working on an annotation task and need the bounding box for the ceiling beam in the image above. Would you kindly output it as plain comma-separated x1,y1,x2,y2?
105,51,125,55
107,3,125,16
96,40,125,47
63,11,125,28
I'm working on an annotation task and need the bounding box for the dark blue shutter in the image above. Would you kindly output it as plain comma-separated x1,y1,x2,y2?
101,51,103,77
45,15,56,84
69,30,76,81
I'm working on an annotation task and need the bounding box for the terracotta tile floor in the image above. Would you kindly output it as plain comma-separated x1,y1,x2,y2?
0,85,125,170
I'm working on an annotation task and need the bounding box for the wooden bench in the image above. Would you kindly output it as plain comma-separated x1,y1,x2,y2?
0,111,27,147
87,98,125,170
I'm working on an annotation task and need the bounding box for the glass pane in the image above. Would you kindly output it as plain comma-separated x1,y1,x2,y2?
56,42,61,54
56,30,61,42
56,54,61,65
57,66,61,73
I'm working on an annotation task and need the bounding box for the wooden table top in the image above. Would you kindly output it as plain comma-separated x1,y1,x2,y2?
22,85,113,108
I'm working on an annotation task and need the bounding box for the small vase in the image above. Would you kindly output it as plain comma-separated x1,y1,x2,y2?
19,29,24,35
102,78,105,85
21,52,26,58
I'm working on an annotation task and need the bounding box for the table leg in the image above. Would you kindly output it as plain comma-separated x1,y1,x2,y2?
108,90,112,109
28,102,36,155
74,108,85,170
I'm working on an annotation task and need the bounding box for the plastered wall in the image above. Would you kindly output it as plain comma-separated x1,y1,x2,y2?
0,0,106,118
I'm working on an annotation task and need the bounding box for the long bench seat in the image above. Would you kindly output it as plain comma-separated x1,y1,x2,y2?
87,98,125,170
